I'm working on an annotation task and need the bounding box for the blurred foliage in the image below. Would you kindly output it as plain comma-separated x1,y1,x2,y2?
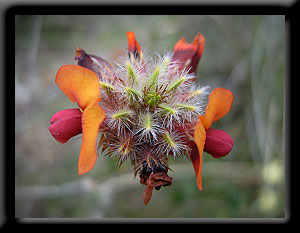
15,15,285,218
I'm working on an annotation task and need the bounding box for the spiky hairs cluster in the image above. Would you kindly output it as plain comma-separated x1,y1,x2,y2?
97,50,210,175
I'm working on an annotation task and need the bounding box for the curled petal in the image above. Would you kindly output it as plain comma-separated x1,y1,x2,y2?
142,172,172,205
127,32,141,58
78,101,106,175
75,48,113,79
172,33,205,74
204,128,233,158
55,65,101,110
192,119,206,191
49,108,82,143
200,87,234,130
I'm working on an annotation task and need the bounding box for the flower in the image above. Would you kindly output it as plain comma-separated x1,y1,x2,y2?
49,32,234,204
192,87,234,191
51,65,106,175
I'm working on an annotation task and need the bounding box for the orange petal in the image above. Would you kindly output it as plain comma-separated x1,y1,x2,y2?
200,87,233,130
55,65,101,110
192,119,206,191
172,33,205,74
127,32,141,58
78,100,106,175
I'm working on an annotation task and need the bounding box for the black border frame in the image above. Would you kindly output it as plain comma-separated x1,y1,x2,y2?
4,2,296,227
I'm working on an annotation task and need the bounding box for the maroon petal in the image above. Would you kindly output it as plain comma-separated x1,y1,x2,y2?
204,128,233,158
75,47,113,79
172,33,205,75
49,108,82,143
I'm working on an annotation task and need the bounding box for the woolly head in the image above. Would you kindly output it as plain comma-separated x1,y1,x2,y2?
98,50,210,176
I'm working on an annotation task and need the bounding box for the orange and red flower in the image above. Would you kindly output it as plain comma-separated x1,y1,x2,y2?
171,33,233,191
192,87,233,190
50,65,105,175
49,32,234,204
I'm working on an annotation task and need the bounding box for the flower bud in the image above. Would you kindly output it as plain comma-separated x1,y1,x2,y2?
172,33,205,74
127,32,141,59
204,128,233,158
49,108,82,143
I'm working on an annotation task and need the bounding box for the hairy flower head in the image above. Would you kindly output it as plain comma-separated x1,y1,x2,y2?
49,32,234,205
97,48,209,175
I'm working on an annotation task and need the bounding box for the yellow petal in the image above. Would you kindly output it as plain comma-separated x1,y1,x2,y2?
78,100,106,175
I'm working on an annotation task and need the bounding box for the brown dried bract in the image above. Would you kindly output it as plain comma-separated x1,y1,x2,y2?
141,172,172,205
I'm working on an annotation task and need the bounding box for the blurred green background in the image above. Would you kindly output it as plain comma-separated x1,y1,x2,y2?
15,15,285,218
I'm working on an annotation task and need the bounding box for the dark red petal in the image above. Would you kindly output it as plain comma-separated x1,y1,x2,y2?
75,47,113,79
204,128,233,158
49,108,82,143
127,32,141,59
172,33,205,74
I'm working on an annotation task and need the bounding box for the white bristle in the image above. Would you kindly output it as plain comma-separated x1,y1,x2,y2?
97,50,209,170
